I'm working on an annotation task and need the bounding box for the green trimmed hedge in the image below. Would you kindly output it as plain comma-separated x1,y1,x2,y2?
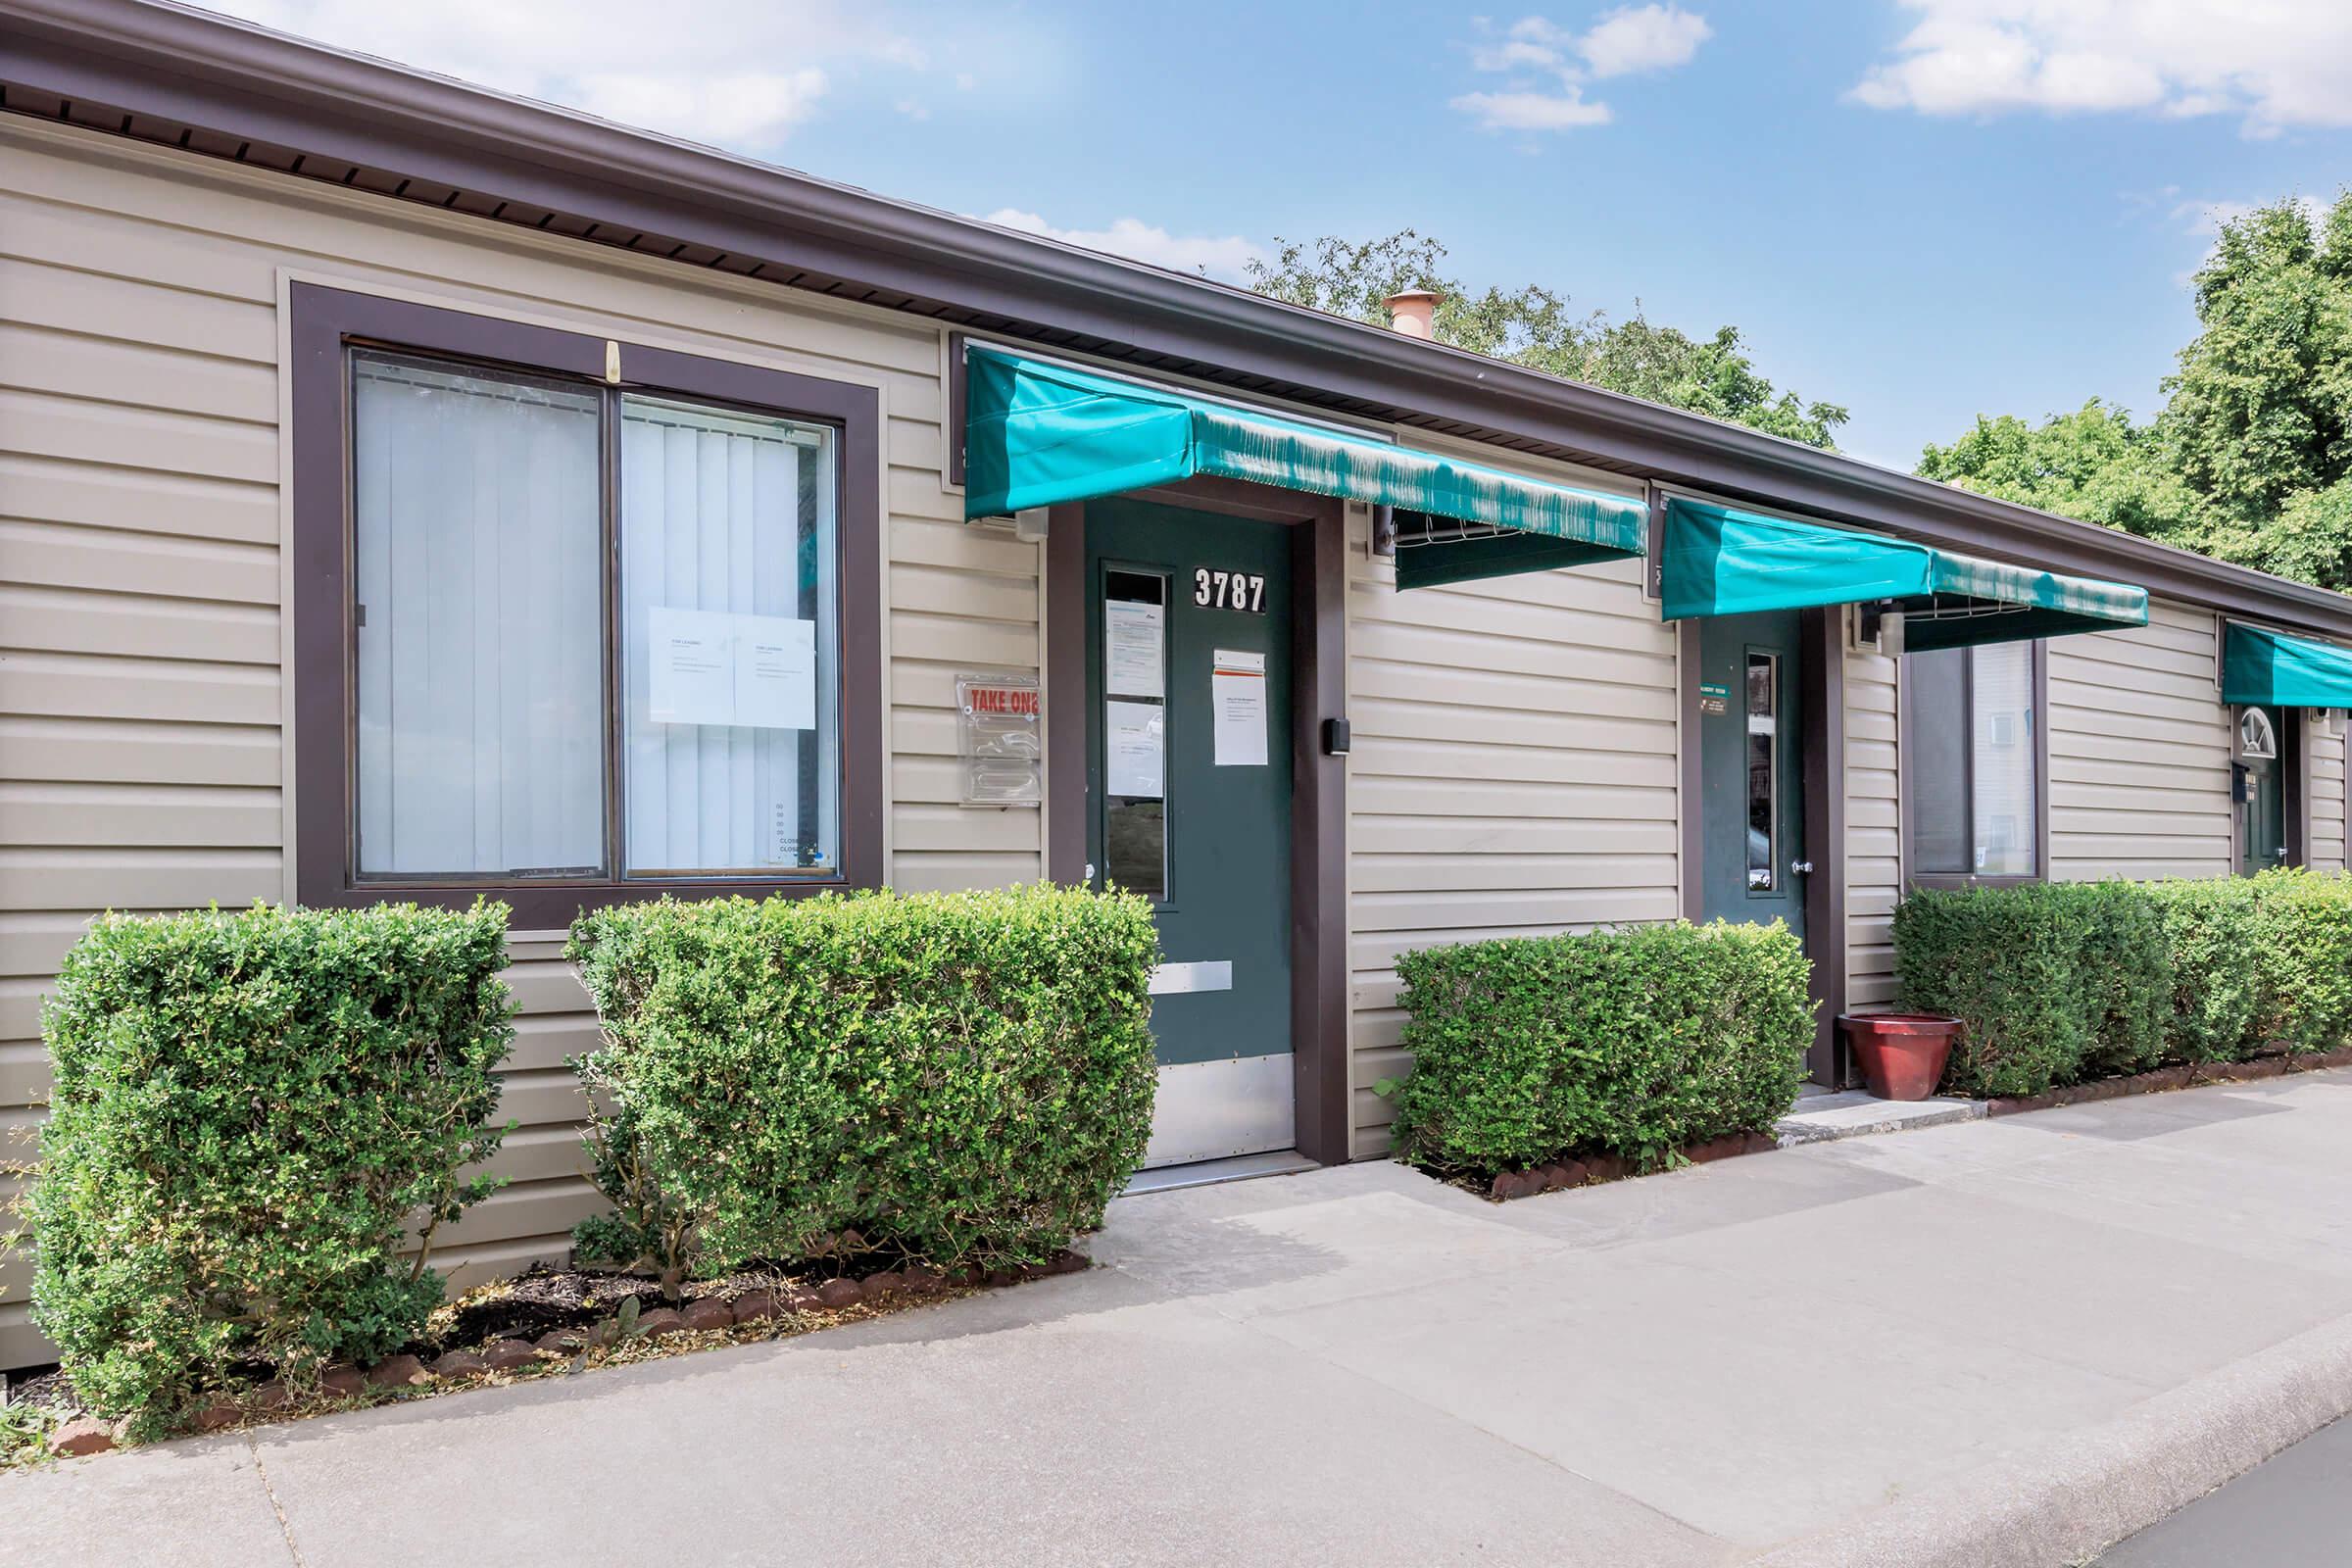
23,903,515,1440
1388,920,1813,1175
1895,869,2352,1096
1892,881,2170,1097
565,885,1158,1293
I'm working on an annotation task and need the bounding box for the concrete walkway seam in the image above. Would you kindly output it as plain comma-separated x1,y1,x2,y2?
1745,1305,2352,1568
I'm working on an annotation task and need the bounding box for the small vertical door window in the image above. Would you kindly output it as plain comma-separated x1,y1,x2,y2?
1745,652,1779,891
1102,569,1168,900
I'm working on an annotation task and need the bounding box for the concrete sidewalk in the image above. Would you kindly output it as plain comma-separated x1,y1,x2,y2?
13,1069,2352,1567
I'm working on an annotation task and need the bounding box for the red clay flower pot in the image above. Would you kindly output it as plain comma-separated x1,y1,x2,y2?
1838,1012,1961,1101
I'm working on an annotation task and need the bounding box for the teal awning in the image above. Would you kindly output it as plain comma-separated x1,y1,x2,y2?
1659,497,2149,652
2222,623,2352,707
964,347,1647,587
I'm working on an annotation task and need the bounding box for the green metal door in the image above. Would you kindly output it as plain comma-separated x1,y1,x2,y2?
1698,609,1806,937
2238,705,2285,876
1084,497,1294,1166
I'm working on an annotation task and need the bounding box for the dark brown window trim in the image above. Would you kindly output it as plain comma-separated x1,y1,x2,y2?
1896,640,2052,893
290,282,883,928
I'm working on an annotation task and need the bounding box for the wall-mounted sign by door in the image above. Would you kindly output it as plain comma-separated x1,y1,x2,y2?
956,673,1042,806
1697,680,1730,717
1212,650,1269,766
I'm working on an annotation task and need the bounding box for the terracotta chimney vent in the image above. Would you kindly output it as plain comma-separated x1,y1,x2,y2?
1383,289,1439,339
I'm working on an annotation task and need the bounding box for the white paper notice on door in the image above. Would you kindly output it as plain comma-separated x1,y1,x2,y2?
1105,700,1165,798
1211,649,1268,767
1104,599,1165,699
647,606,816,730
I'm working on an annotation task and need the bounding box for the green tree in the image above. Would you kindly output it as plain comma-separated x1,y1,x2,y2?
1922,192,2352,593
1246,230,1848,449
1917,399,2208,543
2163,195,2352,518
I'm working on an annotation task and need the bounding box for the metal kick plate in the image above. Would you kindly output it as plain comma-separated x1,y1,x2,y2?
1148,959,1233,996
1142,1054,1297,1169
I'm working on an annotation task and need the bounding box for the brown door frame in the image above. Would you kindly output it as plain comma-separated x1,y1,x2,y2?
1679,607,1848,1086
2228,703,2311,874
1044,477,1350,1166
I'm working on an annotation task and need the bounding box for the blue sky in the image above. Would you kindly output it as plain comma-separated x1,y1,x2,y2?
219,0,2352,471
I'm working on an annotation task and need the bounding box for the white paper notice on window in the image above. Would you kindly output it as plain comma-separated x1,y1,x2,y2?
647,606,815,730
1211,649,1268,767
1105,700,1165,799
733,616,816,731
1104,600,1165,699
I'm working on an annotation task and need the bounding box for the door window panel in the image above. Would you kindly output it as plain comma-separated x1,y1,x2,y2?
353,354,605,877
1102,569,1168,901
1745,652,1778,891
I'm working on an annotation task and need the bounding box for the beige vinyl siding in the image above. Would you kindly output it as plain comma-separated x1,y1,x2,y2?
1344,467,1673,1158
1845,644,1901,1007
2047,600,2232,881
0,116,1032,1363
2311,722,2347,872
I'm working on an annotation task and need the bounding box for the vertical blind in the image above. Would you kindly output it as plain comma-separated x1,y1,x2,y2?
619,396,840,874
353,354,605,876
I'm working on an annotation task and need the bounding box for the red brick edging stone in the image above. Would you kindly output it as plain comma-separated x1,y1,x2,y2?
1984,1044,2352,1117
52,1250,1091,1456
1486,1130,1779,1201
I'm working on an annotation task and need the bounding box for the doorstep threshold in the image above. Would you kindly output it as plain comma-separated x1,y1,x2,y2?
1775,1089,1987,1147
1123,1149,1321,1195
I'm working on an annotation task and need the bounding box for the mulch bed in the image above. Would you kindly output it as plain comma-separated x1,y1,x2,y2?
1984,1043,2352,1116
1461,1047,2352,1200
5,1247,1091,1460
1467,1129,1782,1203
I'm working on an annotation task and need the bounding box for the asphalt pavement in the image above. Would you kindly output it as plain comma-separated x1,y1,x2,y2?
2096,1417,2352,1566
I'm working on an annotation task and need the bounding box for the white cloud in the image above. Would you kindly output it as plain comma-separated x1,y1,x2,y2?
574,70,831,143
204,0,960,145
1852,0,2352,135
1577,4,1713,77
1451,87,1615,130
1454,8,1709,133
980,210,1266,282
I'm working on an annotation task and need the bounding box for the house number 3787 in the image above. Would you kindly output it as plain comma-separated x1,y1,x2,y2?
1194,568,1266,612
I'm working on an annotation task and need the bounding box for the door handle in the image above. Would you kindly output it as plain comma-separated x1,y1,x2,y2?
1790,859,1815,875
